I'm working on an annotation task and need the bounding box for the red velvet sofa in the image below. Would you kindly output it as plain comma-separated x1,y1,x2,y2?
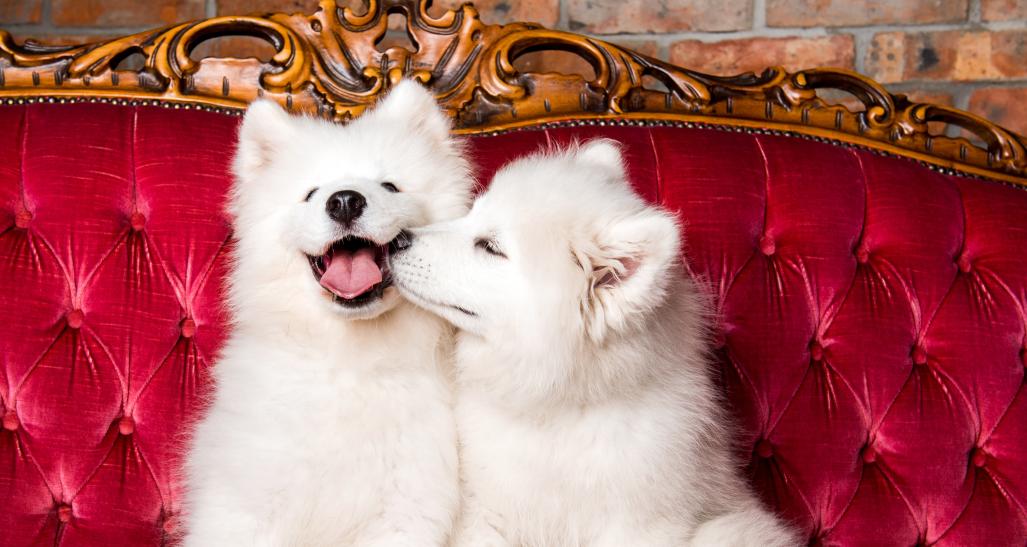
2,1,1026,545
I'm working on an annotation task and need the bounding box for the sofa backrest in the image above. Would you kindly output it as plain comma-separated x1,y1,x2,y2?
1,1,1025,546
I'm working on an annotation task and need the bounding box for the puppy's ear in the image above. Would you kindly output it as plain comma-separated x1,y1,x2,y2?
579,207,681,343
363,79,451,144
234,100,296,180
575,138,625,174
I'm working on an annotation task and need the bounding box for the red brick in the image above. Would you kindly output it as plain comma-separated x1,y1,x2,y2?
191,35,277,61
0,0,42,24
982,0,1027,21
866,30,1027,84
670,35,854,76
610,40,661,59
767,0,968,27
432,0,559,27
968,87,1027,137
900,90,955,106
566,0,752,34
52,0,205,27
217,0,321,15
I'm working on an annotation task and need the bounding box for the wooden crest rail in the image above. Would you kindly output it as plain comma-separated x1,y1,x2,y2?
0,0,1024,185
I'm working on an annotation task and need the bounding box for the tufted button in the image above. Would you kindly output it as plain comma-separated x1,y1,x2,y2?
861,445,877,464
163,515,178,535
957,253,972,273
855,247,870,264
810,341,824,362
758,235,776,256
181,318,197,338
130,212,147,231
118,416,135,436
712,329,727,349
56,504,72,523
14,209,32,228
912,346,928,366
2,410,18,431
66,309,84,329
755,440,774,458
972,448,989,468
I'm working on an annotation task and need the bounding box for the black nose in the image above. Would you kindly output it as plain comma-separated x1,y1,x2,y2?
326,190,366,225
391,230,413,253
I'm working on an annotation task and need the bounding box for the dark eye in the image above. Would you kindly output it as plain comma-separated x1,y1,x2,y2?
303,187,318,202
381,182,400,193
475,237,507,259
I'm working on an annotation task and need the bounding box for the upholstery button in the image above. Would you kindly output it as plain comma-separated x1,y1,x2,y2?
810,341,824,362
972,448,989,468
712,330,727,350
130,212,146,231
855,247,870,264
118,416,135,435
181,318,197,338
957,254,972,273
862,445,877,464
57,504,72,523
912,346,928,366
67,310,84,329
755,440,774,458
2,411,18,431
14,209,32,228
759,235,776,256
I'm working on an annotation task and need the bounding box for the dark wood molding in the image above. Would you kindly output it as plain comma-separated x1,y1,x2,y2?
1,0,1024,185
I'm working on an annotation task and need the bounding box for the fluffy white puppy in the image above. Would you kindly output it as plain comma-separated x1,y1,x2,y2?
390,140,799,547
182,81,471,546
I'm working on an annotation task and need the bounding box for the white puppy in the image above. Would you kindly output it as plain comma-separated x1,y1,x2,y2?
182,81,471,546
390,140,799,547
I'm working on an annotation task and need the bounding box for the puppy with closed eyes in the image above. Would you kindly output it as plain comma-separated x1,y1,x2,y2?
390,140,799,547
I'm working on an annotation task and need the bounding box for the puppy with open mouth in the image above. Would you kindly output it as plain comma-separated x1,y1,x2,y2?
181,81,471,546
390,140,798,546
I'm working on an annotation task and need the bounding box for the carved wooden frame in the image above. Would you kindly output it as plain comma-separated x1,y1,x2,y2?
1,0,1024,185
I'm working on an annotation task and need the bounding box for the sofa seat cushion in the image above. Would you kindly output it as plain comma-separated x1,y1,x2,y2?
1,103,1025,546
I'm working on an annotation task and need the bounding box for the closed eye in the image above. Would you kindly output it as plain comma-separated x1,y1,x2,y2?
303,187,318,202
381,182,400,193
475,237,507,259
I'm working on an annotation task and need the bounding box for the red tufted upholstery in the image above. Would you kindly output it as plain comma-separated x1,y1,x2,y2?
1,103,1025,546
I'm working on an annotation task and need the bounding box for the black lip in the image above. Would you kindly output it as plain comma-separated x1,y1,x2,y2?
307,234,404,308
394,283,477,317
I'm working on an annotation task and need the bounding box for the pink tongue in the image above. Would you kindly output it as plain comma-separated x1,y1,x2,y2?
319,247,383,299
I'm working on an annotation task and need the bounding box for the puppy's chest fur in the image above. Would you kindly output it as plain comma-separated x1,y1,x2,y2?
457,386,700,540
189,307,457,542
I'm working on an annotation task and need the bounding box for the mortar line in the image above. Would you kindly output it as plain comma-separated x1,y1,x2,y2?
753,0,767,30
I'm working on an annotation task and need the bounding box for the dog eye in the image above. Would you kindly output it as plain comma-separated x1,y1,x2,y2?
303,187,318,202
381,182,400,193
475,238,507,259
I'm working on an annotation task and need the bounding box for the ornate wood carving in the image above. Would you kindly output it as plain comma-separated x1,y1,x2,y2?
0,0,1024,185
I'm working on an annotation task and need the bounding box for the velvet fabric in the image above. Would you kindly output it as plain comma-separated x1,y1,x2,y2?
1,103,1025,546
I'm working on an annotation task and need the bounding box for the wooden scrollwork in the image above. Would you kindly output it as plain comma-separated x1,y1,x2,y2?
0,0,1024,185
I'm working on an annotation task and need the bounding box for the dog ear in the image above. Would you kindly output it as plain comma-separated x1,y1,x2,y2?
575,138,625,174
234,99,296,180
579,207,681,343
362,79,451,144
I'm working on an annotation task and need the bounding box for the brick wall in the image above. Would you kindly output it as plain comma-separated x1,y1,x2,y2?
1,0,1024,135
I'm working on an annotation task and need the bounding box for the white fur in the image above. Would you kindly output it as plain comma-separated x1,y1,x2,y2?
390,140,800,547
181,81,472,546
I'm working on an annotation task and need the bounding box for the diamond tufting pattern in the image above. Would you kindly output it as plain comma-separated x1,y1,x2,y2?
1,104,1025,546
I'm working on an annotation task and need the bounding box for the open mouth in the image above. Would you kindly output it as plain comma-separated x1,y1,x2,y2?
307,233,409,308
